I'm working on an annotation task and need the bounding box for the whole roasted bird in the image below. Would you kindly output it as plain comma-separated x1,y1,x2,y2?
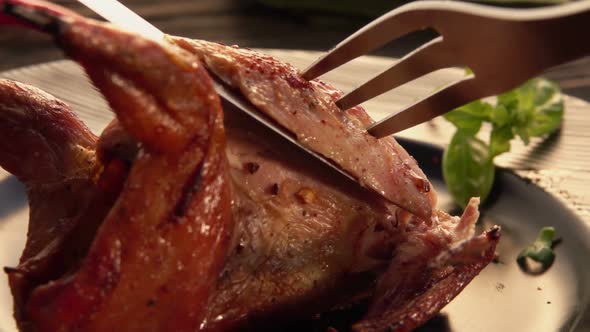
0,1,500,331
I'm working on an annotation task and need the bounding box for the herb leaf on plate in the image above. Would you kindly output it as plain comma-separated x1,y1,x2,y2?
443,100,493,135
443,130,495,208
517,226,557,273
442,78,564,208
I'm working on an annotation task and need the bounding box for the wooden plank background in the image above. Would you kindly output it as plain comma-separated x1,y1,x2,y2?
1,0,588,99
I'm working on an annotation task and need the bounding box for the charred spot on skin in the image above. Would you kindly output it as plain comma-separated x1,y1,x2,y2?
235,243,245,255
174,164,203,217
269,183,280,195
243,162,260,174
146,298,157,307
295,187,315,204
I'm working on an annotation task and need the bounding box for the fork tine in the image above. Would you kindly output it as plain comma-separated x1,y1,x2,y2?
336,37,460,110
301,4,434,80
367,78,484,138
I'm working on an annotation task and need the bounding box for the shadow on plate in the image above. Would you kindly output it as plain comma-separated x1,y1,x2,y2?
0,175,27,220
281,297,452,332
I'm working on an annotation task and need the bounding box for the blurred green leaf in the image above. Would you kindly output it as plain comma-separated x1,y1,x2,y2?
521,78,564,137
490,125,514,157
496,78,564,142
442,130,495,208
443,77,563,208
443,100,493,135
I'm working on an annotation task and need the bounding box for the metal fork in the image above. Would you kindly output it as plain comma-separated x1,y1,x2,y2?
302,0,590,138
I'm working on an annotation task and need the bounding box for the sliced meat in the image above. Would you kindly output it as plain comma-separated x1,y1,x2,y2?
172,38,436,220
196,109,499,332
200,109,400,331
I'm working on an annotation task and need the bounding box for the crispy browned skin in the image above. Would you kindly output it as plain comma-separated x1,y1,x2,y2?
0,80,100,330
0,82,138,332
2,10,233,332
0,1,500,332
0,79,96,185
356,227,500,332
356,200,500,332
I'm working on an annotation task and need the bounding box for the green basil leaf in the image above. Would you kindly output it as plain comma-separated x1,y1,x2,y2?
490,125,514,157
515,126,531,145
443,100,493,135
443,130,495,208
490,104,511,127
443,77,564,208
525,79,564,137
497,78,564,141
497,89,519,117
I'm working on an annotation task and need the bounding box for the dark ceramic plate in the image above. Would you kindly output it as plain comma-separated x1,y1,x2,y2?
398,138,590,332
0,60,588,332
